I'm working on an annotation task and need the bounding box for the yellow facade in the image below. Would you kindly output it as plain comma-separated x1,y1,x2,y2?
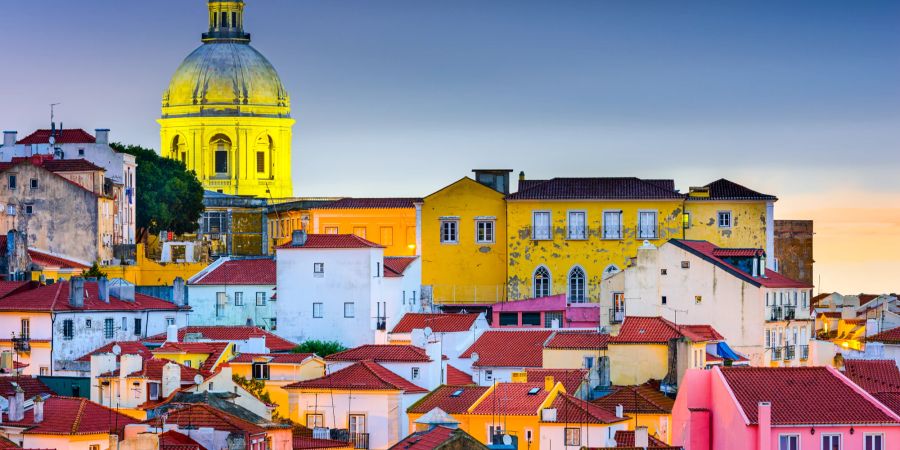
542,348,608,369
230,358,326,417
31,244,208,286
159,0,294,198
422,178,508,304
308,207,418,257
154,343,234,372
608,344,669,386
684,200,768,248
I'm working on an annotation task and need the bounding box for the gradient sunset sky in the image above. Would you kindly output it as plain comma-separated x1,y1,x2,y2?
2,1,898,293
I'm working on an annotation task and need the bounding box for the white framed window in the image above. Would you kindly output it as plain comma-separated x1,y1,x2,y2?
252,362,270,380
6,204,15,216
234,292,244,306
216,292,227,317
440,219,459,243
306,414,324,428
568,266,586,302
349,414,366,434
62,319,74,340
411,367,420,380
324,226,338,234
104,318,114,338
484,370,493,381
314,262,324,276
821,434,841,450
166,317,175,326
475,219,495,244
864,434,884,450
637,210,658,239
532,211,551,240
256,292,266,306
344,302,355,318
718,210,732,228
567,211,586,240
602,210,622,239
565,428,581,446
533,266,551,298
148,382,160,400
778,434,799,450
313,302,323,318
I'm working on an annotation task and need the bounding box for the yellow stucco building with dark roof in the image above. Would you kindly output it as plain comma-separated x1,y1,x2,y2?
159,0,294,198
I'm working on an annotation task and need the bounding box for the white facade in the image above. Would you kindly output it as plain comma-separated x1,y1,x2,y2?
187,282,277,330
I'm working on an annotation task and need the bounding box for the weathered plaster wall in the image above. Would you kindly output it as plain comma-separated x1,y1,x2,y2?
607,344,669,386
774,219,814,285
684,201,768,250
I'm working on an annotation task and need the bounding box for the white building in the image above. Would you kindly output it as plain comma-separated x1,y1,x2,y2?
325,343,444,392
187,257,277,330
275,232,421,348
601,239,815,367
0,277,189,376
1,128,137,247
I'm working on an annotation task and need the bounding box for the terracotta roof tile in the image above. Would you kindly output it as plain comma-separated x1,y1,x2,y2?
311,197,421,209
470,382,553,415
547,393,625,424
190,258,275,285
692,179,777,201
27,250,90,270
17,129,97,145
76,341,155,362
284,360,426,393
391,426,482,450
671,240,812,289
293,435,351,449
711,248,765,258
843,360,900,393
228,353,316,364
152,342,230,372
445,365,474,385
35,159,105,173
873,392,900,416
277,234,384,249
460,330,553,367
407,385,490,414
98,358,209,383
390,313,480,334
0,377,53,398
868,327,900,345
3,396,138,435
0,281,185,312
609,317,721,344
525,369,588,394
326,345,431,363
0,281,36,299
720,367,899,425
383,256,418,278
508,178,682,200
144,403,266,435
144,326,297,352
545,331,609,350
160,430,207,450
592,384,675,415
678,325,725,342
608,430,676,448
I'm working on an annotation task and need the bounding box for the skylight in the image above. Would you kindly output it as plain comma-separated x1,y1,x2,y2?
527,387,541,395
450,389,463,397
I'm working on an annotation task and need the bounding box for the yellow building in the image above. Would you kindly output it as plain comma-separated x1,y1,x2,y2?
307,198,420,256
159,0,294,198
422,172,509,304
683,179,776,251
152,341,235,373
228,353,326,417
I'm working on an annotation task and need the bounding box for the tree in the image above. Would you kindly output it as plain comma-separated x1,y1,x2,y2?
291,340,347,357
81,262,107,278
110,143,205,234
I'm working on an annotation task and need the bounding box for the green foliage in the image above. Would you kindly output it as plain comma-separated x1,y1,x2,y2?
291,340,347,357
81,261,107,278
110,142,205,234
232,374,282,419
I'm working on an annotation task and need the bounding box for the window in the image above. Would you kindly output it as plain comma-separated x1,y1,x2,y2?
6,204,15,216
256,151,265,173
567,211,586,239
147,382,160,401
534,266,551,298
353,227,367,239
521,312,541,326
62,319,74,340
440,220,458,243
778,435,799,450
86,319,92,328
568,267,586,302
8,175,16,190
270,318,277,330
822,434,841,450
252,362,270,380
583,356,594,369
256,292,266,306
349,414,366,434
638,210,658,239
532,211,551,240
544,311,563,328
216,292,227,317
324,226,338,234
683,211,692,229
603,211,623,239
864,434,884,450
220,11,228,27
662,295,667,305
313,263,324,276
24,204,33,215
231,12,238,27
30,178,38,190
565,428,581,446
122,317,127,331
718,211,732,228
234,292,244,306
484,370,493,382
380,227,394,246
476,220,495,244
499,312,518,326
134,318,142,336
411,367,420,380
695,295,703,304
20,318,30,339
104,318,114,338
313,302,323,318
661,268,668,275
78,148,85,156
215,148,228,173
89,445,100,450
166,317,175,326
306,414,324,428
344,302,355,318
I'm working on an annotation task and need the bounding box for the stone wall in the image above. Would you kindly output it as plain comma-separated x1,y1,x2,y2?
774,220,814,285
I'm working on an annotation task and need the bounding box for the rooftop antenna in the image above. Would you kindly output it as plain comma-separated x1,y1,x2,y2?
49,103,61,145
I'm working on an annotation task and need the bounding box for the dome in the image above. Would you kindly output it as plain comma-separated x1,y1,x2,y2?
162,42,290,115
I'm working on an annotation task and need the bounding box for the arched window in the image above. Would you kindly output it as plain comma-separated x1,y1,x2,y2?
210,134,231,174
568,267,586,303
602,264,621,279
534,266,551,298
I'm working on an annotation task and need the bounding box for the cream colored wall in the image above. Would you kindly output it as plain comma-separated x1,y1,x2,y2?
608,344,668,386
542,348,607,369
23,433,110,450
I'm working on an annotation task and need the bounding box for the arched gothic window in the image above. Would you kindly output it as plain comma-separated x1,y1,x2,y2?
534,266,551,298
568,267,586,303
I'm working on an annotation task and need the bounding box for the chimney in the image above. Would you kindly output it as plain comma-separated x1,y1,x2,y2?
120,354,144,381
110,279,135,303
752,258,759,278
2,131,15,147
758,402,772,450
615,404,624,418
162,362,182,397
172,277,185,306
98,277,109,303
95,129,110,145
69,277,85,308
519,171,525,182
544,376,555,392
759,256,767,278
634,426,649,449
292,230,307,247
32,396,44,423
8,386,24,421
166,324,179,343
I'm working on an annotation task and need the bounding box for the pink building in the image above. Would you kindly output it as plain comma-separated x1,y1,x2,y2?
491,294,600,328
672,366,900,450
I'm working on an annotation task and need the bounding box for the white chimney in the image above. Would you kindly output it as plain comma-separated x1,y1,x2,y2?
162,362,181,397
32,396,44,423
172,277,186,306
2,131,16,147
8,386,24,421
95,129,110,145
69,277,85,308
635,426,649,448
166,324,179,343
752,258,759,278
424,339,442,390
98,277,110,302
615,404,624,418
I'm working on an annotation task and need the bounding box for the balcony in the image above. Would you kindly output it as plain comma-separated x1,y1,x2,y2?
308,428,369,449
375,317,386,331
799,345,809,360
567,227,587,240
349,433,369,449
784,346,796,361
609,308,625,325
767,306,783,321
13,337,30,353
783,306,796,321
771,346,783,361
426,284,507,304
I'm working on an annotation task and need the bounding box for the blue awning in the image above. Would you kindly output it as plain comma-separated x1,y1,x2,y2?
716,341,743,360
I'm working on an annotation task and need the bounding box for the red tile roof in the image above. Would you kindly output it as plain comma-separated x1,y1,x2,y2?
407,385,490,414
152,342,230,372
17,129,97,145
609,430,675,449
446,365,474,385
277,234,384,249
0,377,53,398
0,281,35,299
545,331,609,350
843,360,900,393
0,281,185,312
820,311,842,319
671,240,812,289
525,369,588,394
160,430,208,450
461,330,553,368
470,382,553,415
284,360,426,393
76,341,155,362
3,396,138,435
190,258,275,285
390,426,456,450
867,327,900,345
27,250,90,270
312,197,421,209
548,393,625,424
678,325,725,342
144,403,266,435
592,384,675,415
98,358,209,383
711,248,765,258
873,392,900,416
293,435,351,449
35,159,105,173
227,353,316,364
326,345,431,363
390,313,480,334
383,256,418,278
0,437,20,449
508,178,682,200
720,367,899,425
692,179,777,201
144,326,297,352
610,317,723,344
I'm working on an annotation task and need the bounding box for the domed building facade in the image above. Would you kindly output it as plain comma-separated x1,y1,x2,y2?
159,0,294,198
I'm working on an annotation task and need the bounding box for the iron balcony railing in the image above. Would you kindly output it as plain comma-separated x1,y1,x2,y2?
349,433,369,449
768,306,783,321
783,306,796,321
784,346,796,361
609,308,625,324
567,227,587,240
771,346,783,361
532,226,552,240
799,345,809,360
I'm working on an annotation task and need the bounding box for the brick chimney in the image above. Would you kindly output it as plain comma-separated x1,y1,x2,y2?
69,277,85,308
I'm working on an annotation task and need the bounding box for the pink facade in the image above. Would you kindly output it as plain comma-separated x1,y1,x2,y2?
491,294,600,328
672,367,900,450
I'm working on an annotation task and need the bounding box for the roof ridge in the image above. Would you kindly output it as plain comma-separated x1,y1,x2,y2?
70,398,88,433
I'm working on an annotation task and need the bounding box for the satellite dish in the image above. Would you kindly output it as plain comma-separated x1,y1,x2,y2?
111,344,122,356
502,434,512,445
48,136,56,145
193,374,204,385
471,352,479,362
423,326,433,336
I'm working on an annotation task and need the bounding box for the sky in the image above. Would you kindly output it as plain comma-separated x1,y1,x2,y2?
1,0,898,293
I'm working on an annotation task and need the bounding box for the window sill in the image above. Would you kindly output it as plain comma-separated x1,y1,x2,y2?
637,236,659,240
475,241,495,245
440,241,459,245
566,237,588,241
